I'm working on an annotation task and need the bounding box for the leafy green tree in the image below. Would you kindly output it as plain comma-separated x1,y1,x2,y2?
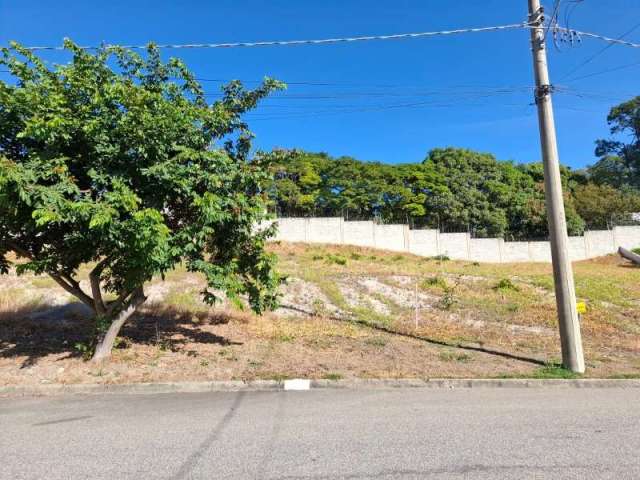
590,96,640,189
421,148,570,238
574,183,640,229
517,162,585,237
0,40,284,360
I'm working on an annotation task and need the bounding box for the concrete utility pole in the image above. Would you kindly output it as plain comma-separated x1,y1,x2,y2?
528,0,585,373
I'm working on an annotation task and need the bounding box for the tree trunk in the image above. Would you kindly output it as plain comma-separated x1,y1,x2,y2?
91,289,146,362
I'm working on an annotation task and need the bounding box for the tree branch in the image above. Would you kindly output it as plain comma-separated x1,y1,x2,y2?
5,239,95,311
106,287,136,316
49,274,95,310
89,257,110,315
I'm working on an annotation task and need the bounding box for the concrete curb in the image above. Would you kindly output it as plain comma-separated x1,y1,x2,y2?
2,378,640,397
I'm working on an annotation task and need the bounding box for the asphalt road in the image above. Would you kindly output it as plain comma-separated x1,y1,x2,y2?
1,388,639,479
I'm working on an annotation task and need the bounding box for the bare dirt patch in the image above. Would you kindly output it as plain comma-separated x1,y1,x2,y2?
1,243,639,385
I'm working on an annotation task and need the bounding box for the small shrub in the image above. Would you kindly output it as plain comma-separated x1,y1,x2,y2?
632,247,640,255
322,372,343,381
391,254,404,262
431,254,450,262
350,252,363,260
312,254,324,261
326,254,347,266
421,275,448,290
437,278,461,311
493,278,520,292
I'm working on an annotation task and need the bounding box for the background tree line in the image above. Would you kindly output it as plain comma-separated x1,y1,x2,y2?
261,97,640,239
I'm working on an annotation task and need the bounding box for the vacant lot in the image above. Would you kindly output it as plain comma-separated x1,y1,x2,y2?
1,242,638,385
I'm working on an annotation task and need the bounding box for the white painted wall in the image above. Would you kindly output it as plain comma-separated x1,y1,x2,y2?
469,238,502,263
307,217,342,245
342,221,375,248
614,226,640,250
408,229,439,257
585,230,615,258
374,224,407,252
501,241,530,263
438,233,469,260
271,218,640,263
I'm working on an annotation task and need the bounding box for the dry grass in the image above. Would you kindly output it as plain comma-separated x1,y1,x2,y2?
0,242,639,385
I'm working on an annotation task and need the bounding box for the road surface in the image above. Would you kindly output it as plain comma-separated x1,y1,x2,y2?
1,388,639,479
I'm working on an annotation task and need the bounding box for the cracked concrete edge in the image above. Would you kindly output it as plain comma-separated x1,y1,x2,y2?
1,377,640,397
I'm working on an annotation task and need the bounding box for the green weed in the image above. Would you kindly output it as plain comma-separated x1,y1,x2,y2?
493,278,520,292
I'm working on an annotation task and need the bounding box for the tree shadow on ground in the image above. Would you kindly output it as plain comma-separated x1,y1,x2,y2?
279,303,548,367
0,302,241,368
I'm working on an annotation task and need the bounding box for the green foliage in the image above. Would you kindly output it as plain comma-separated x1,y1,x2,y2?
531,365,581,379
632,247,640,255
573,183,640,229
325,254,347,266
261,149,445,222
261,147,587,239
493,278,520,292
437,278,460,311
590,96,640,189
421,275,448,290
0,40,285,352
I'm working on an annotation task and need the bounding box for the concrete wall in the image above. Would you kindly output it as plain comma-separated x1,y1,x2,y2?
374,224,408,252
307,217,342,245
272,218,640,264
469,238,502,263
501,241,530,263
614,226,640,250
585,230,614,258
342,221,375,248
438,233,469,260
408,229,439,257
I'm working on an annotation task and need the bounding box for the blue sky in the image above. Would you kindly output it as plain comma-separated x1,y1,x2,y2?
1,0,638,168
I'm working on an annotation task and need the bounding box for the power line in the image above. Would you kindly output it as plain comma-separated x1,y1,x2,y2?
555,26,640,49
4,24,639,54
545,0,563,39
560,20,640,80
564,60,640,82
16,22,532,51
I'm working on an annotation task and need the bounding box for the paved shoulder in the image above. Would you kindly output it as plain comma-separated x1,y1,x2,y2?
1,388,639,479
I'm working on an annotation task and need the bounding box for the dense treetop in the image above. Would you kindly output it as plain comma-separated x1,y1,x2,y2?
263,146,637,239
0,40,284,359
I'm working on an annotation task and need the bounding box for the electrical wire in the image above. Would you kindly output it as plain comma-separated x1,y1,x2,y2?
564,60,640,83
560,20,640,80
554,26,640,49
15,22,533,51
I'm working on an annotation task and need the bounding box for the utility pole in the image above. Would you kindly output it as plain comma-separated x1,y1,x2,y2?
528,0,585,373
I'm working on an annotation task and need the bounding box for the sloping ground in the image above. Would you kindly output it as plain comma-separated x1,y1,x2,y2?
0,243,638,385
